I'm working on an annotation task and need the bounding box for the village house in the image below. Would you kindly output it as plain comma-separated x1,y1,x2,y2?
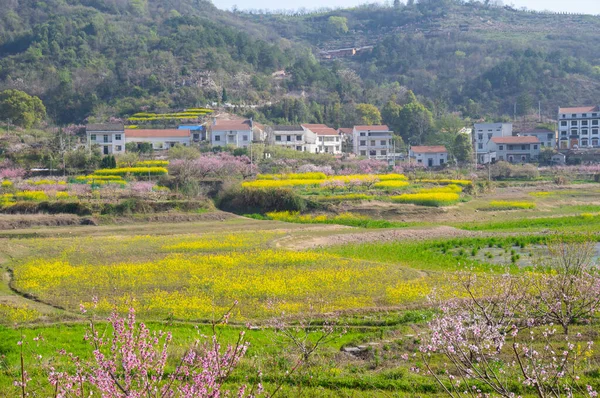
352,125,394,159
551,152,567,165
490,136,540,163
86,123,125,155
557,106,600,149
301,124,342,154
268,125,317,152
473,123,513,164
178,125,206,142
338,128,354,154
125,129,192,150
515,128,556,149
409,146,448,168
210,119,264,148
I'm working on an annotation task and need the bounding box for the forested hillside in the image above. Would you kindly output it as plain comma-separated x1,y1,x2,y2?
2,0,600,126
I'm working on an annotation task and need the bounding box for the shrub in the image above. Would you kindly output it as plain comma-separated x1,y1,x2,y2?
1,180,12,188
93,167,168,176
318,194,375,202
217,187,312,214
390,193,460,207
416,179,471,186
242,179,324,188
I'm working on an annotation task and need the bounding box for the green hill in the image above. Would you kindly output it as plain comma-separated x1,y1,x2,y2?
1,0,600,125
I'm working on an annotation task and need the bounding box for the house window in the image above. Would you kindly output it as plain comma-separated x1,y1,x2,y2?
369,150,376,156
488,133,492,139
582,130,589,135
286,135,291,141
571,121,578,126
370,140,376,146
360,140,366,146
478,134,483,140
572,114,577,117
593,140,599,147
319,137,324,141
583,114,588,117
381,150,386,156
499,145,504,150
335,146,340,151
115,145,122,151
521,156,526,162
296,146,302,151
360,132,366,136
275,135,281,141
521,145,526,150
115,134,122,141
439,159,444,165
548,134,554,140
508,145,514,150
594,129,599,135
296,135,302,141
103,135,109,143
582,140,589,146
594,120,599,126
90,134,96,141
214,135,221,141
534,145,538,150
582,120,589,126
243,135,248,141
478,143,483,149
561,132,567,136
561,121,567,126
360,150,366,156
380,140,386,146
417,159,422,163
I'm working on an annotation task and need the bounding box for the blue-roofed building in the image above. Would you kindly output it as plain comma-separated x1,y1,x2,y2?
178,125,206,142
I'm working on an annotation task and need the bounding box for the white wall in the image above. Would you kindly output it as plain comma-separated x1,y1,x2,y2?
211,130,252,147
125,136,191,150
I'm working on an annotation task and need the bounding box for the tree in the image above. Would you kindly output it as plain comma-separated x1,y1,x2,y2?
355,104,382,125
516,93,534,116
381,99,402,133
398,102,433,144
0,89,46,128
327,16,348,35
222,87,229,103
453,133,473,163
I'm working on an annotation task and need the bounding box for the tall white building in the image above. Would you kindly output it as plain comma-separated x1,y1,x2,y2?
301,124,342,154
557,106,600,149
268,125,317,152
86,124,125,155
472,123,513,164
210,119,263,148
352,125,393,159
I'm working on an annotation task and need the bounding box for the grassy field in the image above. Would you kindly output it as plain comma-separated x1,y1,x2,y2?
2,182,600,396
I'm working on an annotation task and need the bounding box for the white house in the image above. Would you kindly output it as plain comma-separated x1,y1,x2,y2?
551,152,566,165
301,124,342,154
516,128,556,149
86,123,125,155
268,125,317,152
409,146,448,168
125,129,192,150
557,106,600,149
473,123,513,164
352,125,394,159
490,136,540,163
210,119,264,148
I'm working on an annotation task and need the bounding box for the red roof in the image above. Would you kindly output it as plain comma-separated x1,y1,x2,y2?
125,129,190,138
411,145,447,154
354,125,390,131
301,124,328,129
212,120,252,131
310,127,339,136
492,136,539,144
559,106,599,114
338,128,353,135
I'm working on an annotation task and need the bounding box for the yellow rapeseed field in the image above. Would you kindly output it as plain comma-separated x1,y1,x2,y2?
10,232,421,320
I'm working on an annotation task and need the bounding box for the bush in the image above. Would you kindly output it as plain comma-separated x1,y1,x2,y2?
484,201,536,210
217,187,312,214
390,193,460,207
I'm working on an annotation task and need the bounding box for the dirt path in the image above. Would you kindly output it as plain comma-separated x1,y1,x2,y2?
279,226,483,250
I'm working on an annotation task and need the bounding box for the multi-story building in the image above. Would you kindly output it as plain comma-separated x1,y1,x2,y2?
210,119,258,148
301,124,342,154
409,146,448,168
125,129,192,150
557,106,600,149
268,125,317,152
490,136,540,163
515,128,556,149
86,123,125,155
352,125,393,158
473,123,513,164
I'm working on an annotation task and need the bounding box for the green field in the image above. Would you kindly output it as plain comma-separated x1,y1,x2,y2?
2,183,600,396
